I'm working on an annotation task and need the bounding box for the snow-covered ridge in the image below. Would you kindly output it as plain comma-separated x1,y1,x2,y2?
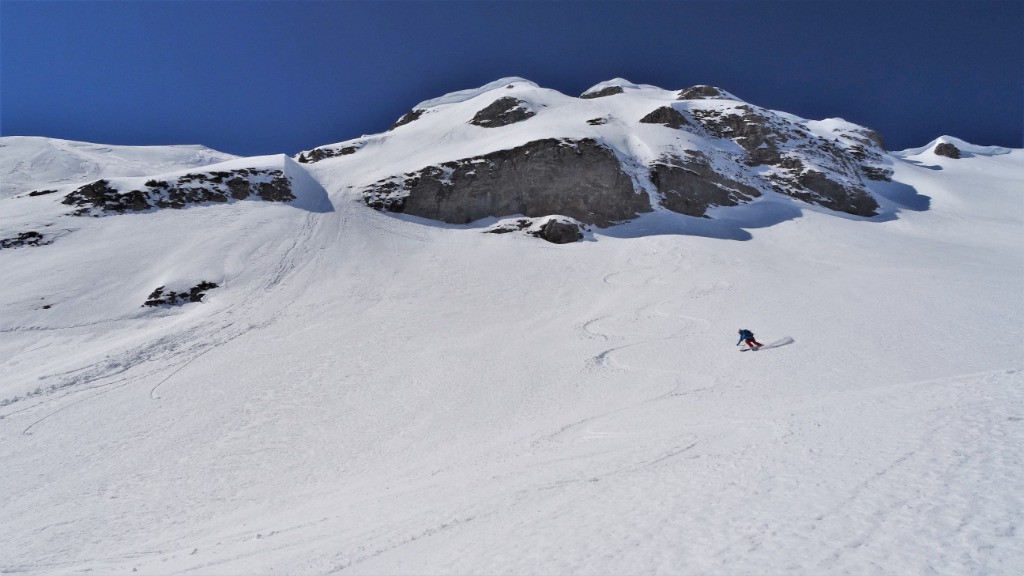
414,77,540,110
302,77,895,228
0,136,237,199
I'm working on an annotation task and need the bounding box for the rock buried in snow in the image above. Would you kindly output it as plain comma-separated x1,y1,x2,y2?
62,169,295,216
143,281,219,307
486,217,585,244
297,144,361,164
580,85,624,99
934,142,961,159
639,106,691,128
469,97,536,128
390,109,424,130
533,219,584,244
0,231,50,249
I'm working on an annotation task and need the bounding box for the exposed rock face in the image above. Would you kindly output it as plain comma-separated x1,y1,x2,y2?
0,231,50,249
470,97,536,128
62,169,294,216
692,105,776,153
935,142,961,159
651,153,761,217
678,85,728,100
26,189,58,197
143,281,219,307
363,138,649,226
390,109,424,130
639,106,691,129
298,144,360,164
789,170,880,216
534,219,583,244
580,86,624,99
689,104,882,216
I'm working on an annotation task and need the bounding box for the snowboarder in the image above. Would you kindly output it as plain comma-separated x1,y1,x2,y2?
737,328,763,350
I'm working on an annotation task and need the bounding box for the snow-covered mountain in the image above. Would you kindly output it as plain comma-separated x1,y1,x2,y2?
1,79,1022,574
300,77,889,235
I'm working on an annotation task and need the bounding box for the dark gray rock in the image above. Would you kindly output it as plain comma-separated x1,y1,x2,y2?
934,142,961,159
298,144,360,164
390,109,424,130
26,189,58,197
363,138,650,227
580,86,624,99
533,219,584,244
639,106,690,128
144,281,219,307
586,117,608,126
62,180,149,215
62,169,295,216
692,105,775,152
678,85,728,100
470,97,536,128
0,231,49,250
651,153,761,217
689,104,882,216
792,171,879,216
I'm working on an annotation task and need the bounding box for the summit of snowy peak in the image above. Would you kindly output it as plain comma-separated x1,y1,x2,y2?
580,78,666,99
413,77,541,110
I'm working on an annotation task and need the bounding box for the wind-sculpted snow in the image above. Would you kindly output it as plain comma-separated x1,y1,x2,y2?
0,136,237,199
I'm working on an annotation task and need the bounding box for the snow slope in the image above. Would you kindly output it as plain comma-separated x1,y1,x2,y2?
1,88,1023,574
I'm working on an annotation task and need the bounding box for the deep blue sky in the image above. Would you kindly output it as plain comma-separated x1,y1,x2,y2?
2,1,1021,156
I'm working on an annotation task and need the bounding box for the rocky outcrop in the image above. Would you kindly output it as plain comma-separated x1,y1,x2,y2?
470,97,535,128
678,85,729,100
580,86,624,99
390,109,424,130
62,169,294,216
689,104,881,216
651,153,761,217
143,281,219,307
692,105,776,153
0,231,50,249
534,219,583,244
486,217,585,244
934,142,961,159
639,106,690,129
298,144,361,164
363,138,649,226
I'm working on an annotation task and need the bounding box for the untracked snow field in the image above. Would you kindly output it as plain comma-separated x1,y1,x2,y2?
1,142,1023,574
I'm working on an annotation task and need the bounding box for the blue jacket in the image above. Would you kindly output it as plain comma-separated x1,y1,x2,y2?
737,330,753,345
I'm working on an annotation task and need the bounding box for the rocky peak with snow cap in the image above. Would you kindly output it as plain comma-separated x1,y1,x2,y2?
307,77,893,234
